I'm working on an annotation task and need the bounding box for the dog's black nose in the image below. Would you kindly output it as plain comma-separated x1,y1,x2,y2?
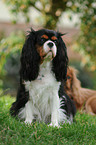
47,42,54,48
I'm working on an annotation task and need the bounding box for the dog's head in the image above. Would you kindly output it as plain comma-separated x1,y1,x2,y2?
35,29,59,63
20,29,68,81
65,67,81,91
65,67,74,90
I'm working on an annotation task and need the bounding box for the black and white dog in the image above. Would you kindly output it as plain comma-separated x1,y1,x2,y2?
10,29,76,127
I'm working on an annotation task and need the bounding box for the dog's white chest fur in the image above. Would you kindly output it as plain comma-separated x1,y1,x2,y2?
25,62,60,100
19,61,66,126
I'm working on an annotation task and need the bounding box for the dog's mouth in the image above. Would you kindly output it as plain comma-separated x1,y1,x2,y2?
43,50,55,60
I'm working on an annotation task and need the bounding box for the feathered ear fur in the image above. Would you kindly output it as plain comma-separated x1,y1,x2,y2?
70,67,84,104
20,29,40,81
52,34,68,82
71,67,81,91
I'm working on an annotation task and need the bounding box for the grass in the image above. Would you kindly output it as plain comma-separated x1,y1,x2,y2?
0,96,96,145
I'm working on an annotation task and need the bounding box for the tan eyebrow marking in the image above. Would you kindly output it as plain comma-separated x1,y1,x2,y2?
51,36,57,40
41,35,48,39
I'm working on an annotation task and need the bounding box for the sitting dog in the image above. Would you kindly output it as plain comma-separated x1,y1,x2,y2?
64,66,96,115
10,29,76,127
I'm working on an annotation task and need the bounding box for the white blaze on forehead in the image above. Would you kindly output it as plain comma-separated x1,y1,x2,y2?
43,40,57,58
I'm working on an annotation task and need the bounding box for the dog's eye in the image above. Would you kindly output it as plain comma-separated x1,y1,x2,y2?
41,38,45,42
71,96,74,100
54,40,57,44
67,76,70,79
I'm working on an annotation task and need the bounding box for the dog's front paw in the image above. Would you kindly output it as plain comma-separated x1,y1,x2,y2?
24,119,32,124
48,122,61,128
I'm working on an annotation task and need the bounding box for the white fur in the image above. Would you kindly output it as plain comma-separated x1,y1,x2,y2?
43,40,57,58
18,61,67,127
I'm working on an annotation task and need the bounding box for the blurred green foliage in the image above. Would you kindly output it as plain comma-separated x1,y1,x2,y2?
72,1,96,70
0,31,25,92
0,31,25,74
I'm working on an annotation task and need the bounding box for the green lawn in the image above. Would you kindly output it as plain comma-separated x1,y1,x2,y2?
0,96,96,145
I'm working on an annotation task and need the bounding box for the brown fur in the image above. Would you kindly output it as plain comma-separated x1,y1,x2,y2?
64,66,96,115
41,34,49,39
51,36,57,41
36,45,46,64
85,96,96,115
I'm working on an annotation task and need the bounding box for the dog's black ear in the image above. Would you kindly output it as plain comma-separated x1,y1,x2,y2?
20,29,40,81
52,34,68,82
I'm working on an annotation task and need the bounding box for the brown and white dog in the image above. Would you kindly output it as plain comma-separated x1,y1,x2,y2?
64,66,96,115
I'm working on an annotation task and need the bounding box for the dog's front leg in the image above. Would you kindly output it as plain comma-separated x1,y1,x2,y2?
24,101,34,124
49,95,60,127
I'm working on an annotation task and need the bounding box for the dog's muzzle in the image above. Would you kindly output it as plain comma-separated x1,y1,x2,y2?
43,40,57,59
